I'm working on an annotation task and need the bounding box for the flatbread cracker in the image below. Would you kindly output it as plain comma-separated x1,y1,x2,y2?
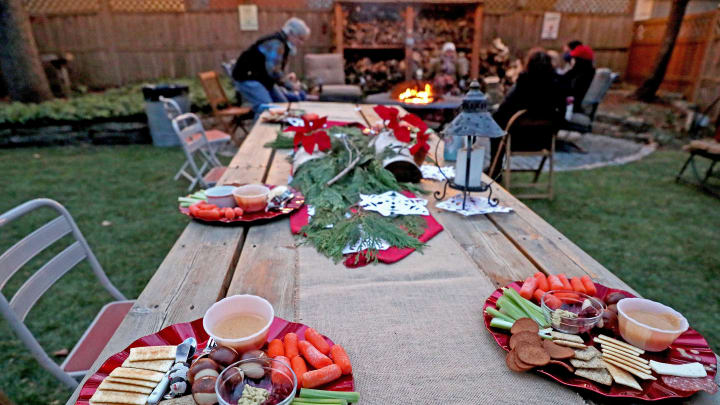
551,331,584,344
106,377,157,388
596,335,644,354
604,361,642,390
122,357,173,373
570,356,606,369
89,389,148,405
602,357,656,381
109,367,164,382
601,345,649,364
596,339,644,357
554,340,587,349
98,380,153,394
575,367,613,386
128,345,176,362
602,352,651,371
574,346,601,361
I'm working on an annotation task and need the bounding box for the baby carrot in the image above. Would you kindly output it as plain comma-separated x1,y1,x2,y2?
570,277,587,294
581,275,597,296
555,292,580,303
557,274,572,290
532,288,546,304
534,289,561,309
302,364,342,389
533,272,550,291
284,332,299,359
291,356,309,387
547,275,564,290
273,355,290,384
299,340,333,369
304,328,331,355
329,345,352,375
519,276,537,300
268,339,285,358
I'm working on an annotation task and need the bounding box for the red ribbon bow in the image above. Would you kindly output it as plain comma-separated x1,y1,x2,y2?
285,116,332,154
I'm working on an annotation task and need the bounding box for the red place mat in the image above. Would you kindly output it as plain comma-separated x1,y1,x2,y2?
290,191,443,268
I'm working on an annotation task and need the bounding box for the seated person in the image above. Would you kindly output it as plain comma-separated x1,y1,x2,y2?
280,72,307,102
426,42,469,95
561,40,596,112
488,47,567,179
232,18,310,117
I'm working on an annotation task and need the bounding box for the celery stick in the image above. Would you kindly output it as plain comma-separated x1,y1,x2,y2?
299,389,360,403
503,288,549,328
496,296,525,320
490,317,514,330
485,307,513,323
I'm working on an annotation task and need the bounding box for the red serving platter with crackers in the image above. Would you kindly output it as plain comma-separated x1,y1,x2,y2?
75,317,353,405
483,281,717,401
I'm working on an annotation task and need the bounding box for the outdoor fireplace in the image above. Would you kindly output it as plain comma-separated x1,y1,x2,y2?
391,81,436,105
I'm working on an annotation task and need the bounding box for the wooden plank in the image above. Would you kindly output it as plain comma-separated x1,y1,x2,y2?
65,117,279,405
291,102,366,123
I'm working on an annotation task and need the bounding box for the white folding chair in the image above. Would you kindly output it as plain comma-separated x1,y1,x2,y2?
0,199,133,389
171,112,227,190
160,96,233,163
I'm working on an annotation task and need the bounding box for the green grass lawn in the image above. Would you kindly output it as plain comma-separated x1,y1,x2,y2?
0,145,718,404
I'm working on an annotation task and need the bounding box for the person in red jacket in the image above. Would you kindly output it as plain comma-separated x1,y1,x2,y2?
561,40,596,112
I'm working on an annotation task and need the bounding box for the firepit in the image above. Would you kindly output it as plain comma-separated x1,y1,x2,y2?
393,81,435,104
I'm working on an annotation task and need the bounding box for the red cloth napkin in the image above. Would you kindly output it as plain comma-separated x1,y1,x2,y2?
290,191,443,268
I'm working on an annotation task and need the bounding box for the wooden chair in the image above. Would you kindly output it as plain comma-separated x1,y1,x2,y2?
198,71,252,141
489,110,558,199
0,199,133,389
676,138,720,198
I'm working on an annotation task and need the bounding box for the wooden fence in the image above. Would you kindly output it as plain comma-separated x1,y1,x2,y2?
626,10,720,118
25,0,636,87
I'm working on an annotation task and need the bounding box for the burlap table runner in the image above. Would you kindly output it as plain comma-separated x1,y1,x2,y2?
296,229,586,404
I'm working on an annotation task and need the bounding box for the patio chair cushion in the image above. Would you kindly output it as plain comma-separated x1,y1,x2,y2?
62,300,134,373
320,84,363,98
684,139,720,155
186,129,231,146
204,166,227,186
304,54,345,85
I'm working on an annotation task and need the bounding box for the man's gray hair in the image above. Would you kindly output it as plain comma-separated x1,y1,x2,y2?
282,17,310,38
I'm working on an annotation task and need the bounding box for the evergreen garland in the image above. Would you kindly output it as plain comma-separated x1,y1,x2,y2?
266,125,427,263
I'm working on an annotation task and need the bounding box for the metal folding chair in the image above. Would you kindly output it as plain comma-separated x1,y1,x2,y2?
0,199,133,389
171,112,226,190
160,96,233,160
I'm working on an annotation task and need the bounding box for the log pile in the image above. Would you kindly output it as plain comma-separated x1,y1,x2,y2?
345,57,406,94
342,5,404,46
414,8,475,47
477,38,523,92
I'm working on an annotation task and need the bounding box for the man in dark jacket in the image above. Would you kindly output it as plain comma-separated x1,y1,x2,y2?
232,18,310,116
562,41,596,112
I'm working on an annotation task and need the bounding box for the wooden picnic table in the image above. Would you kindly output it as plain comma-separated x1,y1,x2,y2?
67,102,718,404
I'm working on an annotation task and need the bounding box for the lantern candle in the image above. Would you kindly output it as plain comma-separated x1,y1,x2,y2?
455,146,484,189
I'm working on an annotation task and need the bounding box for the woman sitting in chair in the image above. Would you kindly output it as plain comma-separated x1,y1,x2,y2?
488,47,567,179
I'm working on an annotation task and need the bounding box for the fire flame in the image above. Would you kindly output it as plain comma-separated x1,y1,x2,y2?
398,83,434,104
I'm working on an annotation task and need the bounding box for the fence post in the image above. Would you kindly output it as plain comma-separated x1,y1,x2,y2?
98,0,122,85
690,9,719,104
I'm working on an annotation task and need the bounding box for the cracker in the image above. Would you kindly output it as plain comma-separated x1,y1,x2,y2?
128,345,176,362
509,331,542,350
511,318,539,335
106,377,157,388
597,341,643,357
604,361,642,390
600,345,649,364
109,367,164,382
506,350,532,372
98,380,153,394
89,389,148,405
602,357,656,381
575,367,613,386
596,335,644,354
570,356,606,369
602,352,651,371
574,346,601,361
548,359,574,373
542,340,575,360
122,358,173,373
516,344,550,366
554,340,587,349
551,331,584,344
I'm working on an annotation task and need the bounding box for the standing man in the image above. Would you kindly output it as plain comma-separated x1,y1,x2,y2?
232,17,310,116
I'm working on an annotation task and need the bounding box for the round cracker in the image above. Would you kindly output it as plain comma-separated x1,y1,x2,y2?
542,340,576,360
506,350,526,372
516,343,551,366
512,349,535,371
509,331,542,349
511,318,539,335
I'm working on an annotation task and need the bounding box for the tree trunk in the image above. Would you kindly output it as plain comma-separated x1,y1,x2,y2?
633,0,690,101
0,0,53,102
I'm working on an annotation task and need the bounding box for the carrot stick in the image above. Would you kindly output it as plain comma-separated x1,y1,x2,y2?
273,355,290,384
298,340,332,369
581,275,597,296
557,274,572,290
535,289,561,309
555,292,580,303
570,277,587,294
547,275,564,290
329,345,352,375
268,339,285,358
519,276,537,300
302,364,342,388
304,328,331,355
284,332,299,359
532,288,547,304
533,272,550,291
291,356,308,387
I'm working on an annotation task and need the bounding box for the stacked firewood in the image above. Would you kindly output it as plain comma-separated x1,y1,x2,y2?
478,38,523,92
342,5,404,45
414,11,474,47
345,57,406,94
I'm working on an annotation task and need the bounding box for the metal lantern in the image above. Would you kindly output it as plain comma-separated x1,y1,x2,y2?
434,80,505,209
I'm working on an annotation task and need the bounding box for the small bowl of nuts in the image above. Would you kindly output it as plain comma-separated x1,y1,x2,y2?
541,290,606,334
215,357,297,405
